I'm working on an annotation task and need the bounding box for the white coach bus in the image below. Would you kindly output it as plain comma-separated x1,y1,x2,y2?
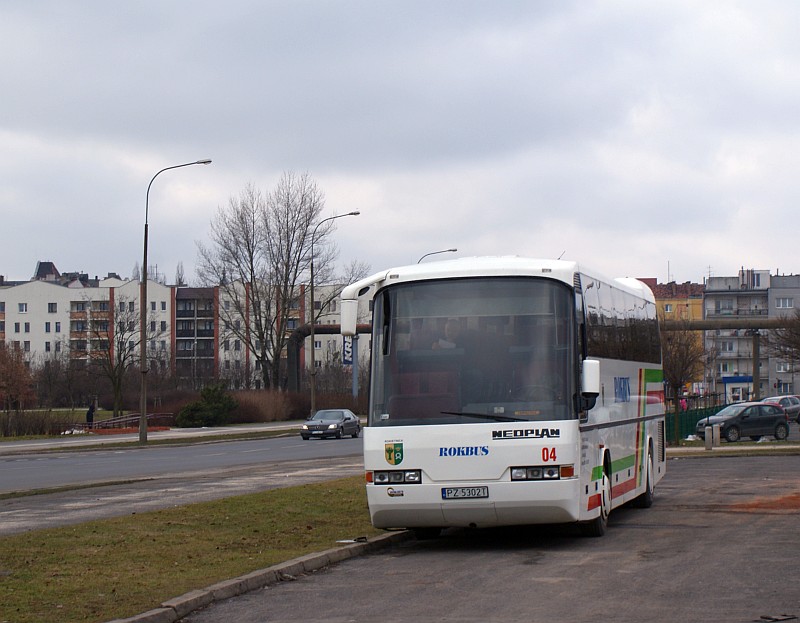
340,257,665,537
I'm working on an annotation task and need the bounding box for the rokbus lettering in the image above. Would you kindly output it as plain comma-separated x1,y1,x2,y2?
438,446,490,457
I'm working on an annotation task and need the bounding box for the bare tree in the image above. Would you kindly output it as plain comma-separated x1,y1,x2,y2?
175,262,187,286
0,344,36,413
85,295,165,416
767,308,800,368
34,341,73,408
661,320,706,404
197,173,367,390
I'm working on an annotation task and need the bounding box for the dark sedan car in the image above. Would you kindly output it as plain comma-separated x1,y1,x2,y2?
761,395,800,423
300,409,361,440
695,402,790,442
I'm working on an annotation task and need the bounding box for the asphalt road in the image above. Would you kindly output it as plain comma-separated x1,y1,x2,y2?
0,431,364,536
181,454,800,623
0,428,361,494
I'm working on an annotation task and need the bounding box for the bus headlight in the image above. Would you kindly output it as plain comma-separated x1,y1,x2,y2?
511,465,575,480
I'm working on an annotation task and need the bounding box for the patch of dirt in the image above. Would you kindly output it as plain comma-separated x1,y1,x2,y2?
730,492,800,512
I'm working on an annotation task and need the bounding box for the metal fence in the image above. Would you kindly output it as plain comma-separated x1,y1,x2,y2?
665,405,725,443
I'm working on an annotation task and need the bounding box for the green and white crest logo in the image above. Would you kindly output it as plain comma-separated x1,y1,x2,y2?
385,442,403,466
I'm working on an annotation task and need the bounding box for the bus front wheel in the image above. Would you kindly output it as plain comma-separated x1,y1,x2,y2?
580,470,611,537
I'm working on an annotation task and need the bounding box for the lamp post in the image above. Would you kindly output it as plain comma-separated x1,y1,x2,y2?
417,248,457,263
309,211,360,416
140,159,212,443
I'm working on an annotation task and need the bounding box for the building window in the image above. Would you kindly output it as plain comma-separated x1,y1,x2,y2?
0,302,4,312
24,341,30,352
314,340,321,349
150,321,156,332
120,302,126,312
161,301,167,311
48,302,57,313
287,319,298,330
720,341,734,352
55,322,61,333
14,322,20,333
161,321,167,331
18,303,28,313
234,340,241,351
777,362,793,373
45,322,51,333
776,298,794,309
45,342,51,352
24,322,30,333
55,341,61,352
128,301,135,312
664,303,673,313
151,301,156,311
73,301,86,312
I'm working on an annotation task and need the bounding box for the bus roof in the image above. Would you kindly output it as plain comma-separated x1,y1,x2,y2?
340,256,654,303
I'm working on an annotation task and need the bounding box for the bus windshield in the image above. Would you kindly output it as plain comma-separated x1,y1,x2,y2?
369,277,575,427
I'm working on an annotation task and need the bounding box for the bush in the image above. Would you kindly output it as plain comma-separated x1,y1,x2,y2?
176,384,237,428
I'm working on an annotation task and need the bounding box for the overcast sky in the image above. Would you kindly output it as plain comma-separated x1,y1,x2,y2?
3,1,800,286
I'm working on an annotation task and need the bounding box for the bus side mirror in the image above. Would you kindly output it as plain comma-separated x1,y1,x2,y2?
340,299,358,336
580,359,600,412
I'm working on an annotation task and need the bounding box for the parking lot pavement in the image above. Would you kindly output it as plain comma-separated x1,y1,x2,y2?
122,454,800,623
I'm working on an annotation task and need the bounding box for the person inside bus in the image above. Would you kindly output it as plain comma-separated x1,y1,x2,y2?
432,318,468,350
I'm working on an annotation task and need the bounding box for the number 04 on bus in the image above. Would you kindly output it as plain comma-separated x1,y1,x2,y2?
340,257,665,537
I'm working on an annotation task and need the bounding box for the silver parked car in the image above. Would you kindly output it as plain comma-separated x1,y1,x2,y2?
301,409,361,440
761,395,800,423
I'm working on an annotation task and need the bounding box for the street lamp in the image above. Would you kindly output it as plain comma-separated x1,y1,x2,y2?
140,159,212,443
309,211,360,416
417,248,457,263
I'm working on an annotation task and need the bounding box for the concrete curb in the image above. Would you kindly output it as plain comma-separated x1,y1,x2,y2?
105,530,412,623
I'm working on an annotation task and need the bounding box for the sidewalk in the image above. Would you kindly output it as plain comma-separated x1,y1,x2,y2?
0,421,303,456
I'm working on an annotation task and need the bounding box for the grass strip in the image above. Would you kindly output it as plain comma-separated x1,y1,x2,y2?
0,475,381,623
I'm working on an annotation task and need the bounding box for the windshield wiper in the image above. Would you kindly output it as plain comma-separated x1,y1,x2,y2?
441,411,528,422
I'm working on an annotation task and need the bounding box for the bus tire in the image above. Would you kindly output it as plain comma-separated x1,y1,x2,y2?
580,469,611,537
632,449,654,509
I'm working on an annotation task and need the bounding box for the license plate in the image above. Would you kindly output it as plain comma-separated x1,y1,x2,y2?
441,486,489,500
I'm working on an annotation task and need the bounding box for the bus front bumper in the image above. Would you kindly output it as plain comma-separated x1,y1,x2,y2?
367,478,581,530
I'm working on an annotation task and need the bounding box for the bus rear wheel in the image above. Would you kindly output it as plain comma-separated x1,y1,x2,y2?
632,450,654,509
581,470,611,537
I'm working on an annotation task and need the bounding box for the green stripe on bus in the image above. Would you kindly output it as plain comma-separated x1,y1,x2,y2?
644,368,663,384
590,453,637,481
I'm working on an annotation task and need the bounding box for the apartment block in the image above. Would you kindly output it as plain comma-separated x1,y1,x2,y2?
1,262,370,392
